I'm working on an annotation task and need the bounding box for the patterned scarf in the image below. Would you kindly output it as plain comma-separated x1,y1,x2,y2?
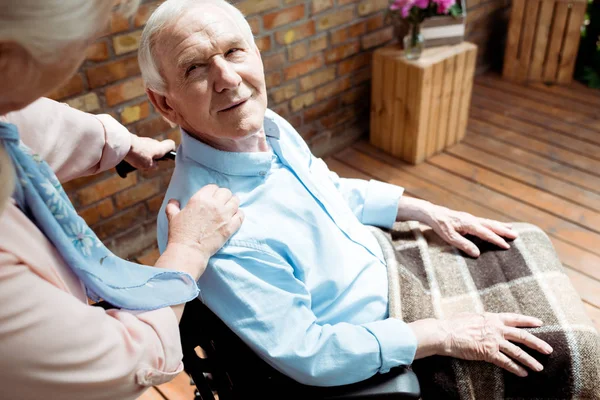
0,121,199,310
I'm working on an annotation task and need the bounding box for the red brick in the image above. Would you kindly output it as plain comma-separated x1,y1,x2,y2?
320,107,355,128
94,204,147,240
47,74,84,100
66,93,100,113
287,114,302,128
146,193,165,214
275,21,316,45
79,198,115,226
324,41,360,63
134,116,172,138
331,21,366,45
105,77,146,106
351,66,372,84
266,71,283,88
256,35,272,52
284,55,324,80
290,91,316,112
341,84,370,105
120,101,151,124
358,0,388,16
299,123,318,140
110,13,130,34
299,66,336,91
77,173,137,206
263,51,286,71
86,41,109,61
248,17,261,34
288,42,308,62
309,35,328,53
87,56,140,89
115,178,162,209
316,7,354,30
263,5,305,30
361,26,394,49
315,77,351,101
337,0,361,5
271,103,290,117
270,83,298,103
338,52,371,75
137,247,161,265
62,171,110,194
237,0,280,16
312,0,333,14
366,14,384,31
134,1,162,27
303,98,339,123
113,30,143,55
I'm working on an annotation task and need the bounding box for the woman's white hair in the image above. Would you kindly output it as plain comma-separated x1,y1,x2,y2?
138,0,254,95
0,0,141,63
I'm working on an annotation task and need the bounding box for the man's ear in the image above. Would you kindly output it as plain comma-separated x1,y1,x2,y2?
147,89,178,126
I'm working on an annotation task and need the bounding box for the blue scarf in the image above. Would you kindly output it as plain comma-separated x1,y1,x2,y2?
0,121,199,310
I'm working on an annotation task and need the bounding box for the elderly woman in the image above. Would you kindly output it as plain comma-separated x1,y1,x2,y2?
0,1,243,399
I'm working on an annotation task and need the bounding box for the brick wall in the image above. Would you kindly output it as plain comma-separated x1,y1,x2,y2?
50,0,511,262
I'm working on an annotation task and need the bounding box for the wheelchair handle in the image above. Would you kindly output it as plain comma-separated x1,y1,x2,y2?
116,150,177,178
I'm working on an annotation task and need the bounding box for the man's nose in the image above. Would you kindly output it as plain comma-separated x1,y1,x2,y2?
213,57,242,92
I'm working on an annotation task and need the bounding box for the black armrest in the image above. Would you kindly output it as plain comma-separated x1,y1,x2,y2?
312,367,420,399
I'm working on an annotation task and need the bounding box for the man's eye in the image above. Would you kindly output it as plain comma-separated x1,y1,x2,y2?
226,48,242,56
186,64,204,75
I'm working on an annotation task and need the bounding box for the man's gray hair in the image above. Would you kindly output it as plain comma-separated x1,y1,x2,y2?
0,0,141,63
138,0,254,95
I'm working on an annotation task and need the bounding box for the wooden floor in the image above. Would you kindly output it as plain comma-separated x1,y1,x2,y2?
139,74,600,400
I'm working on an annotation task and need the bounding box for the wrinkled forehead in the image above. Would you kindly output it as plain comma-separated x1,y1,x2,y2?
157,5,248,59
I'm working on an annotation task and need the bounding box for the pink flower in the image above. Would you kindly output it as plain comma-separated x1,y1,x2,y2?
414,0,430,8
432,0,456,14
390,0,430,17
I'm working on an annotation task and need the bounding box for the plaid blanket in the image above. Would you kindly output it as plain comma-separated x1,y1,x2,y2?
370,222,600,399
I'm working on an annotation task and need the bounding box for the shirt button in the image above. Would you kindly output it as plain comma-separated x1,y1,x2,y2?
259,171,266,176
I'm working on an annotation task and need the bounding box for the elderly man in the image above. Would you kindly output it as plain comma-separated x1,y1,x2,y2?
141,0,599,397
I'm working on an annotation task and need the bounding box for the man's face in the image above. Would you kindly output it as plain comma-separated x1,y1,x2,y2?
154,6,267,141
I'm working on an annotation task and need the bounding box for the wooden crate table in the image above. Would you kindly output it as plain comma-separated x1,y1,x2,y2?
370,42,477,164
503,0,588,84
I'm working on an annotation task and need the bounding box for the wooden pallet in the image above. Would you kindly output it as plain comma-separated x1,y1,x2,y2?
370,42,477,164
503,0,588,84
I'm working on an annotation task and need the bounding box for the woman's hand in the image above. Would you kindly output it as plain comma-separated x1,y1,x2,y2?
124,134,176,170
396,197,517,257
159,184,243,280
410,313,553,377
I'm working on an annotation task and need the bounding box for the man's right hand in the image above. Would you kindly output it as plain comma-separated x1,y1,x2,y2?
163,184,243,280
410,312,553,377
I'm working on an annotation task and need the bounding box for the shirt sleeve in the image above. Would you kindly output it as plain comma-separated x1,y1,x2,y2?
0,251,183,400
311,156,404,228
4,97,131,183
199,243,417,387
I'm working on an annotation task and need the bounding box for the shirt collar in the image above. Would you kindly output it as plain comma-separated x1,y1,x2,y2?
179,114,280,176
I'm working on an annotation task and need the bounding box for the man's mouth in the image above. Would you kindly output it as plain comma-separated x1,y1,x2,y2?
219,98,249,112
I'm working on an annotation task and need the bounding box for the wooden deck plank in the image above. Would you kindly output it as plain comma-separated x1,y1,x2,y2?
473,85,600,133
447,144,600,213
469,106,600,162
155,372,196,400
462,133,600,195
527,82,600,107
137,387,166,400
476,74,600,116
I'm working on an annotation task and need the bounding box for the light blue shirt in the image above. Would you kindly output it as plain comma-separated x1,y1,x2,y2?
157,109,417,386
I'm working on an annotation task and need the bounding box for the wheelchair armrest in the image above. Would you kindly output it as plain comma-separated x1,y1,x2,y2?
311,367,420,400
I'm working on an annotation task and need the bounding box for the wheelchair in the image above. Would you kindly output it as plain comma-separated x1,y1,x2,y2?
179,298,420,400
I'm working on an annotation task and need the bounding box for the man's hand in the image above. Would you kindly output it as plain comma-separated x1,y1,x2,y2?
410,313,553,377
396,197,517,257
124,134,176,170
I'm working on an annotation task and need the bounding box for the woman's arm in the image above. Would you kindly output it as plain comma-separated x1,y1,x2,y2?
0,251,183,400
4,97,131,182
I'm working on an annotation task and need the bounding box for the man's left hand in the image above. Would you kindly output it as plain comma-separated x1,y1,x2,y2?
124,134,176,170
396,197,517,258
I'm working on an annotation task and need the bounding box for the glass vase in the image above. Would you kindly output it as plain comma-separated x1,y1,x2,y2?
403,23,424,60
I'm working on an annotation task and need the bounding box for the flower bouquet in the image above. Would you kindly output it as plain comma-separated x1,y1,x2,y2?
387,0,465,59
